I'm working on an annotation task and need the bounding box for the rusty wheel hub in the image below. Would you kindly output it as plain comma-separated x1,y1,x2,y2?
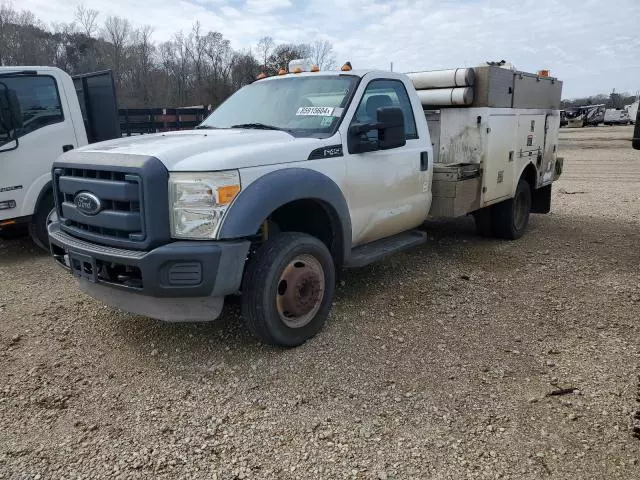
276,254,325,328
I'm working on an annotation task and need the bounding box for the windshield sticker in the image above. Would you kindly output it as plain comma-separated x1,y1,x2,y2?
296,106,338,116
320,116,333,127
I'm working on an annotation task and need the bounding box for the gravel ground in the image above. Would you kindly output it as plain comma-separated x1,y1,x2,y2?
1,125,639,479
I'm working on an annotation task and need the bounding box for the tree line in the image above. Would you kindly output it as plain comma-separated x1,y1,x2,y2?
6,2,634,112
561,91,639,110
0,2,337,108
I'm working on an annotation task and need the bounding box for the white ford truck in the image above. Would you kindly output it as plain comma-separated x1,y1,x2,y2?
47,61,564,346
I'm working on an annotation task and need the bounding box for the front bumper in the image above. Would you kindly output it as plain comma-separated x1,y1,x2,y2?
48,221,250,321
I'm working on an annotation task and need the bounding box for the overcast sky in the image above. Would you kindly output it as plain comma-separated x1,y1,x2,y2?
19,0,640,99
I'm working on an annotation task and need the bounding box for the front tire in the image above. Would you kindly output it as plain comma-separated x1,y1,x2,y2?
28,192,54,251
241,232,336,347
491,179,532,240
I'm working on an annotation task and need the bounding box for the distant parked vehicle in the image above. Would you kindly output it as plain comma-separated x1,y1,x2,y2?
625,100,638,125
633,105,640,150
603,108,632,126
0,66,210,249
0,68,120,248
565,104,605,128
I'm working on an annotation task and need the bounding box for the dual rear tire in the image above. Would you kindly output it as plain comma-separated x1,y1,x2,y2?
473,179,532,240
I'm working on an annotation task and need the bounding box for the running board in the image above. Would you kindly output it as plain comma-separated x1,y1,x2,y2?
345,230,428,268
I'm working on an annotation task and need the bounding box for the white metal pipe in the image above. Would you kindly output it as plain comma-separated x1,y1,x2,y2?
416,87,474,106
407,68,476,89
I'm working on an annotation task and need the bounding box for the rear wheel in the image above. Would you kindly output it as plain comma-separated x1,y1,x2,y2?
28,192,54,251
472,207,493,237
491,179,532,240
241,232,335,347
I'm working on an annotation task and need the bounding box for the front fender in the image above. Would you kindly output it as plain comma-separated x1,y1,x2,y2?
218,168,352,261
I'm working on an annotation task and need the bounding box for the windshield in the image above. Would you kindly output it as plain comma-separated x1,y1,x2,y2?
199,75,359,138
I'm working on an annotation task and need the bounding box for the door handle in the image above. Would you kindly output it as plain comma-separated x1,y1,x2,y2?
62,144,74,152
420,152,429,171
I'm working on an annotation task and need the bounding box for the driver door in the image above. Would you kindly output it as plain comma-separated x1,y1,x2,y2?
344,78,429,246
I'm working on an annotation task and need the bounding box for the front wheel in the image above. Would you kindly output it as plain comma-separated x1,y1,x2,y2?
491,179,532,240
241,232,336,347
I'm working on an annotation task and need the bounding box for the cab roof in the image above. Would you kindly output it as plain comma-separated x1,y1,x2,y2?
0,66,63,73
257,69,404,81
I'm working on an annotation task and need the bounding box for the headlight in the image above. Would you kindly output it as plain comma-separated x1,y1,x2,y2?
169,171,241,239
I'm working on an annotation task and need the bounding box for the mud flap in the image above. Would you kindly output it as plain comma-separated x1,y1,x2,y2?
554,157,564,180
531,184,552,214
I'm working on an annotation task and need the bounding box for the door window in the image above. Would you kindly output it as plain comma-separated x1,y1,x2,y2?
0,75,63,145
350,79,418,142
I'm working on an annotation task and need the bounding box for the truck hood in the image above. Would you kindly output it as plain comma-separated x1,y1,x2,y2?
77,129,338,171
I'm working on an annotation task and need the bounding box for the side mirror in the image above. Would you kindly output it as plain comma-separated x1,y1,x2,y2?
0,86,22,135
347,106,406,154
376,106,406,150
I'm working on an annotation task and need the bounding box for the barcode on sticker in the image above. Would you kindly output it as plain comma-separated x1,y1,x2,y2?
296,106,335,116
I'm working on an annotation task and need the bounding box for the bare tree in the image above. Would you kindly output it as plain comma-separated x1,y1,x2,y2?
310,40,336,70
51,21,80,71
256,36,274,70
203,31,233,104
204,32,231,78
0,2,16,65
102,15,131,91
0,4,282,108
75,4,99,37
231,50,260,89
188,21,207,103
160,32,192,106
12,10,56,65
130,25,155,106
267,43,310,73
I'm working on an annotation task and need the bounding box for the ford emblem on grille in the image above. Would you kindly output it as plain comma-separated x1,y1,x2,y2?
74,192,102,215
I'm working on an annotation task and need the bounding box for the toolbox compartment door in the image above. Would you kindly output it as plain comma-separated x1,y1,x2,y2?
483,114,517,204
